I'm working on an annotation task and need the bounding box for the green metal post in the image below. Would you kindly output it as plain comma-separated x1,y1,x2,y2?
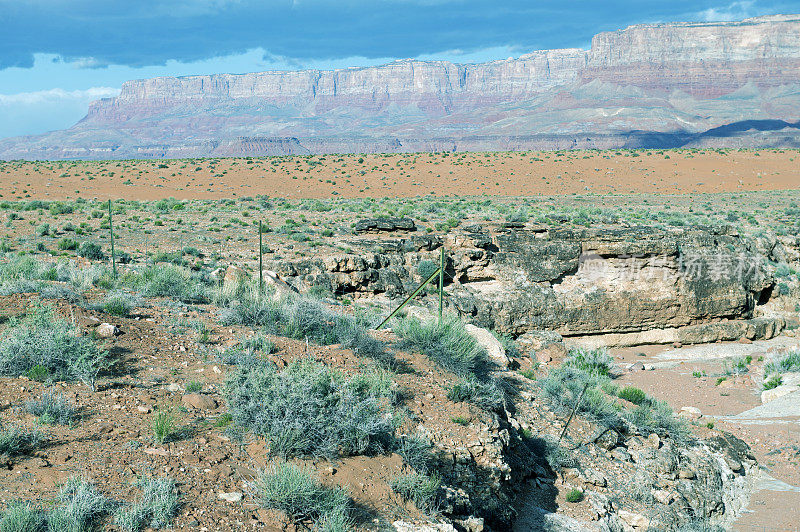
108,199,117,278
258,221,264,294
376,266,442,330
438,246,444,320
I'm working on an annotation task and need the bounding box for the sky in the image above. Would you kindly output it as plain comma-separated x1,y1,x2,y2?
0,0,798,138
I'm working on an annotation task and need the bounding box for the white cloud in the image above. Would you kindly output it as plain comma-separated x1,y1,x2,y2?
698,1,758,22
0,86,119,106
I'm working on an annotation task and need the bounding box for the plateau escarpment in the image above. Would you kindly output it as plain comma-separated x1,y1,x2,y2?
2,14,800,159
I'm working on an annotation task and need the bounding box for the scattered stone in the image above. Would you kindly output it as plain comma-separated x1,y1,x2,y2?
393,521,456,532
678,406,702,420
182,393,217,410
96,323,119,338
218,491,243,503
619,510,650,529
137,405,152,414
97,423,114,434
464,324,510,368
652,489,673,505
144,447,169,457
629,361,645,372
166,383,182,393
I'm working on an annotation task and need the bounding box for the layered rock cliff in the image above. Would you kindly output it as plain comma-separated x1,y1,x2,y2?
2,14,799,159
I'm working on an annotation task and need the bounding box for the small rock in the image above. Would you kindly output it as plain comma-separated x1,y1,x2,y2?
678,469,696,479
629,361,645,372
97,423,114,434
136,405,152,414
144,447,169,457
182,393,217,410
218,491,243,503
166,383,182,393
678,406,702,420
652,489,673,505
619,510,650,529
453,517,484,532
738,337,753,344
646,433,661,449
611,448,632,462
96,323,119,338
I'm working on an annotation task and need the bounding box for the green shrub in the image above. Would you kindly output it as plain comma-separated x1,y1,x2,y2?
78,241,105,261
123,264,209,303
0,422,42,457
25,390,76,425
151,410,177,445
225,359,396,459
539,366,621,428
394,315,488,377
184,381,202,393
0,501,46,531
763,375,783,390
623,398,688,440
0,304,111,389
98,290,142,317
563,347,614,376
764,350,800,375
115,477,179,531
617,386,647,405
221,292,392,366
46,478,112,531
565,488,584,503
390,472,441,513
252,462,351,530
447,377,504,411
395,436,433,474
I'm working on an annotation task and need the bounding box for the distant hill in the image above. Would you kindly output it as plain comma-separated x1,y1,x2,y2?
2,14,799,159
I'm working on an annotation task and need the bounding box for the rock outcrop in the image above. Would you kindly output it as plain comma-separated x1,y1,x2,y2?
2,14,799,159
269,223,793,347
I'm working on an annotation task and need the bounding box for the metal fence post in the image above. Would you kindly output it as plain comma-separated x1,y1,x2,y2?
108,199,117,278
438,246,444,320
259,220,264,295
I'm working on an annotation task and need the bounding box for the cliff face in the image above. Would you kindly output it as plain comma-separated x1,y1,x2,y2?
3,14,800,159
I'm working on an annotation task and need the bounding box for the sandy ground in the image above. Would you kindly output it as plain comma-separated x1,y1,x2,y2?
1,149,799,201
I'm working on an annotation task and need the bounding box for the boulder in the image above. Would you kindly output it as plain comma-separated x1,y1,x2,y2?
221,265,248,296
96,323,119,338
761,384,800,403
355,218,416,233
464,324,510,368
182,393,217,410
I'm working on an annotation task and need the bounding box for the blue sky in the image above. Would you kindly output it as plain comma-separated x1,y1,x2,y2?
0,0,798,138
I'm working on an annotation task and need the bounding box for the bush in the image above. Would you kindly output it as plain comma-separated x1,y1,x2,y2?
151,410,177,445
252,462,350,530
222,292,392,366
115,477,179,531
97,290,142,317
0,502,46,532
763,375,783,390
225,359,396,459
565,488,584,503
0,304,111,389
617,386,647,405
395,436,433,474
390,472,441,513
123,264,209,304
0,422,42,457
447,377,505,411
563,347,614,376
78,241,105,261
47,478,112,531
623,398,688,440
25,390,76,425
764,350,800,375
394,315,488,377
